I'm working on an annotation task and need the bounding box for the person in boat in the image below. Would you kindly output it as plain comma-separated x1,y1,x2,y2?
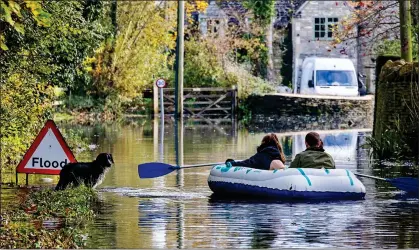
289,132,335,169
225,133,286,170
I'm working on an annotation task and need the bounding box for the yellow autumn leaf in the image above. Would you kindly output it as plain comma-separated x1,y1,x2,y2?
0,34,8,51
8,0,22,17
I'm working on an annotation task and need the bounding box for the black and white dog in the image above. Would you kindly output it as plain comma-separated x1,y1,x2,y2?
55,153,114,190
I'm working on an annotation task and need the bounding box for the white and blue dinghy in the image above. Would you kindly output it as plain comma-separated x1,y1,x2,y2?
208,165,366,200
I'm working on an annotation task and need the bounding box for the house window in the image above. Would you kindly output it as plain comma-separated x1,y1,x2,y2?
314,17,338,39
207,19,220,33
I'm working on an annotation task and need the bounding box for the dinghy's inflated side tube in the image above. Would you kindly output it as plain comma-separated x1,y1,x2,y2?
208,165,366,200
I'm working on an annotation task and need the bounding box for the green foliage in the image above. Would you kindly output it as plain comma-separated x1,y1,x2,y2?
375,37,418,60
84,1,175,113
238,102,252,125
181,37,274,97
362,121,413,161
223,61,275,99
25,186,98,222
243,0,275,27
65,95,97,112
280,25,293,87
0,0,112,173
0,0,51,50
240,0,274,79
0,72,54,171
0,186,98,248
183,38,226,87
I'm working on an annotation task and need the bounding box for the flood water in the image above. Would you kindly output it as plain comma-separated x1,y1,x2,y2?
4,118,419,248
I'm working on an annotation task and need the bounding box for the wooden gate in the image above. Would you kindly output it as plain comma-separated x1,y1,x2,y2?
157,87,237,123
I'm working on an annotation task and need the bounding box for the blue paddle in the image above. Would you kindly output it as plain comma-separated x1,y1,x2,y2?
354,173,419,194
138,161,225,178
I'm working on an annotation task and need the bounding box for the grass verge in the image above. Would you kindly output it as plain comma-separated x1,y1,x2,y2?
1,185,98,248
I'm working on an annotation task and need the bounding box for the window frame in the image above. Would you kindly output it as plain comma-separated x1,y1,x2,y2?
313,17,339,40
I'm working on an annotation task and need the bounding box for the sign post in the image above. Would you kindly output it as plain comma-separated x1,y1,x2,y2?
16,120,77,184
156,78,167,162
155,79,167,119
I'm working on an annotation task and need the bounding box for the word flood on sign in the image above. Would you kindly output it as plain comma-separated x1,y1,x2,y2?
31,157,68,168
16,120,77,175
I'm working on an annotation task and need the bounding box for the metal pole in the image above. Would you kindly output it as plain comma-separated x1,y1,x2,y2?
160,88,164,162
175,0,184,118
153,82,159,116
175,117,184,190
175,118,184,168
153,117,158,161
160,88,164,119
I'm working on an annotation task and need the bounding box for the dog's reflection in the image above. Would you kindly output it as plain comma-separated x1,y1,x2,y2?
55,153,114,190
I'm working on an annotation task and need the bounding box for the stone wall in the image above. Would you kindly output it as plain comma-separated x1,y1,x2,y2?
373,60,419,157
374,81,419,139
246,94,374,132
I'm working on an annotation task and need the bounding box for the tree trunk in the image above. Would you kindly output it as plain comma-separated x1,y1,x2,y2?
266,15,275,83
399,0,413,62
111,0,117,37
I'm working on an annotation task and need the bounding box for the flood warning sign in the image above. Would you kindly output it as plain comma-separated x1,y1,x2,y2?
16,120,77,175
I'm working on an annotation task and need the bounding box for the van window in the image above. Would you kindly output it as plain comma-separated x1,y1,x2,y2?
315,70,356,86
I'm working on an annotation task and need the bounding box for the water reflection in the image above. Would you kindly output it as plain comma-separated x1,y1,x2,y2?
205,198,372,248
51,119,419,248
291,130,358,165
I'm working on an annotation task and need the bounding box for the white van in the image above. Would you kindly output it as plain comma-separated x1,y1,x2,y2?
295,57,359,96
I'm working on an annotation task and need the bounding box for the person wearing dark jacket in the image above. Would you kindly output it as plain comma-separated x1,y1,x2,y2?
225,133,286,170
289,132,335,169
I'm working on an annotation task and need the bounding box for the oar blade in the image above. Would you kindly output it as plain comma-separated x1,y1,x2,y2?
388,177,419,194
138,162,176,179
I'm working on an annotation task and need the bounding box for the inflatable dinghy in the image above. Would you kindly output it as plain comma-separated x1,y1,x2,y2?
208,165,366,200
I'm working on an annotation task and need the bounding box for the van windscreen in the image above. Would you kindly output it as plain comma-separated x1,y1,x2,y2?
315,70,356,86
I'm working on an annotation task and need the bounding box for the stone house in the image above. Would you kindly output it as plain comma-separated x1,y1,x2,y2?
198,1,227,37
199,0,252,37
198,0,398,93
291,1,360,92
291,1,400,94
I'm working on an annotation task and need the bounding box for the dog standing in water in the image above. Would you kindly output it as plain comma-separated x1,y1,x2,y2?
55,153,114,190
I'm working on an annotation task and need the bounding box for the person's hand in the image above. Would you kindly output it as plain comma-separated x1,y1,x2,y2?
225,159,234,168
225,159,235,164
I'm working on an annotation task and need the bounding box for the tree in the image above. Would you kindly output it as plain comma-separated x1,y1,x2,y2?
413,0,419,60
280,23,293,87
0,0,112,171
243,0,276,81
0,0,51,50
399,0,413,62
333,1,399,54
333,1,416,61
84,1,207,114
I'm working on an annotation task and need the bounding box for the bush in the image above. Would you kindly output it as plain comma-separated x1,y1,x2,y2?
0,73,53,173
179,38,275,99
362,120,413,161
223,61,275,99
0,186,98,249
183,38,226,87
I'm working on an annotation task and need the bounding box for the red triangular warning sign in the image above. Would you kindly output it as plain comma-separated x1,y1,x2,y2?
16,120,77,175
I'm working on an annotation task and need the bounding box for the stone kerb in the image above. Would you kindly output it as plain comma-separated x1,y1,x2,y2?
246,94,374,132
